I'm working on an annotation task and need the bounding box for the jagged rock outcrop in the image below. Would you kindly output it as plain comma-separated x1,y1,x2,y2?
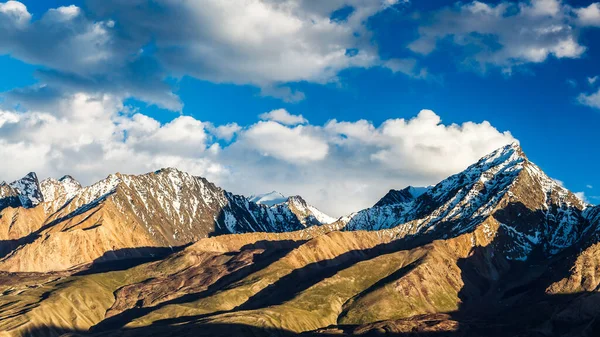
0,172,43,210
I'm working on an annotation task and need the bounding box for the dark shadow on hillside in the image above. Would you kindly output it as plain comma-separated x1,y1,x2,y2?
90,239,306,333
235,238,426,312
132,235,439,330
73,245,189,276
11,234,600,337
5,321,468,337
444,200,600,337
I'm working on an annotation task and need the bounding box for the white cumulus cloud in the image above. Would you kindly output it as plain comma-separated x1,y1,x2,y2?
578,89,600,109
0,0,425,107
576,3,600,27
240,121,328,162
409,0,589,73
259,108,308,125
0,92,517,216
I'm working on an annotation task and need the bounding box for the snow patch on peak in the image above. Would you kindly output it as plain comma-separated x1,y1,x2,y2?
249,191,287,206
9,172,43,208
469,142,526,174
345,143,529,234
41,175,83,204
54,173,121,211
407,186,430,199
286,195,336,225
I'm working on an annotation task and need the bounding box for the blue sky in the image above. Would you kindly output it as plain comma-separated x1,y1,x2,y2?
0,0,599,215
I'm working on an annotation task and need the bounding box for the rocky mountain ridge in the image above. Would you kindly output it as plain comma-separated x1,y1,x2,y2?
1,143,600,337
0,168,334,272
341,143,590,260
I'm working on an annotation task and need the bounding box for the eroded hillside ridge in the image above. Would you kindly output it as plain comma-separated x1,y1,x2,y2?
0,168,334,272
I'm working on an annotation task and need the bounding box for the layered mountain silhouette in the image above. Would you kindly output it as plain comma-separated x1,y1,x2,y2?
1,143,600,337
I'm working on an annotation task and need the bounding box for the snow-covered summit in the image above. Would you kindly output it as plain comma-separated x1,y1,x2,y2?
342,142,589,260
248,191,288,206
40,175,83,204
247,191,335,225
286,195,336,225
0,172,44,209
3,167,335,242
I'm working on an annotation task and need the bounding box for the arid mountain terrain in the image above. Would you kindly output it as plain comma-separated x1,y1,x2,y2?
0,168,332,272
1,144,600,337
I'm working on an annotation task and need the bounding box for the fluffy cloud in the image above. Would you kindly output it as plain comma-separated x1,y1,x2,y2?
327,109,514,177
210,123,242,142
0,1,181,110
0,92,517,216
576,3,600,27
220,109,516,216
578,74,600,110
578,89,600,109
0,93,227,183
575,191,589,203
0,0,423,106
240,121,328,162
409,0,589,73
259,109,308,125
119,115,212,157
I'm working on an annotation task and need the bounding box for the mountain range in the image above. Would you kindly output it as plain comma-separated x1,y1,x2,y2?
1,143,600,337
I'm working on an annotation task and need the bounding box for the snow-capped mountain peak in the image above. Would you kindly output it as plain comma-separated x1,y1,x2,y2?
342,142,589,261
286,195,336,225
4,172,44,208
247,191,335,226
4,167,335,247
40,175,83,204
248,191,287,206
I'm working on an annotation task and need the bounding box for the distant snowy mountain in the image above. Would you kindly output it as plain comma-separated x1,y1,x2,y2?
248,191,336,225
248,191,288,206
